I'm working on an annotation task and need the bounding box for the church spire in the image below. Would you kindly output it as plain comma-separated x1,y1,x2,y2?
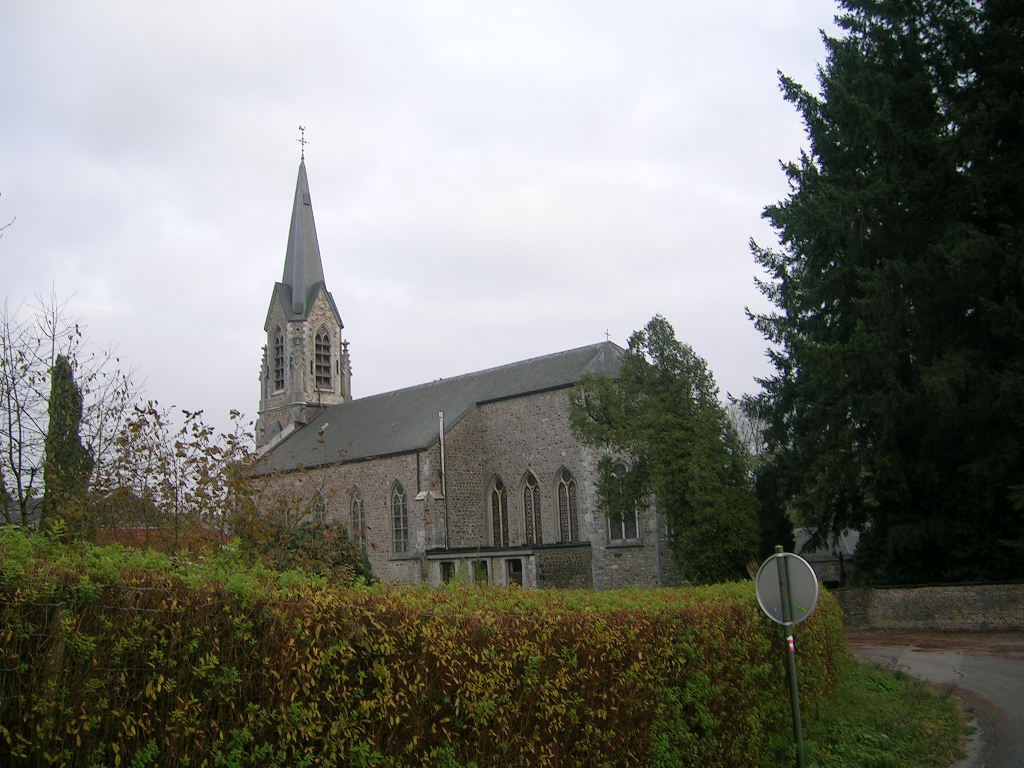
257,146,351,451
281,158,325,316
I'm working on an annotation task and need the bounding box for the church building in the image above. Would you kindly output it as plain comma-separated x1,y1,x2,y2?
253,158,682,589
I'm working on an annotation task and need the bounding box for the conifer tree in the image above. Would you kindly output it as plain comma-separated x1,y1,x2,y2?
41,355,94,534
749,0,1023,583
571,315,758,584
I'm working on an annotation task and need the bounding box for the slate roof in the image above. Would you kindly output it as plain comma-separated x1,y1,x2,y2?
253,341,623,475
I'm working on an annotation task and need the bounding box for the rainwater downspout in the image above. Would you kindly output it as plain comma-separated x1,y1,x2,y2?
439,411,449,549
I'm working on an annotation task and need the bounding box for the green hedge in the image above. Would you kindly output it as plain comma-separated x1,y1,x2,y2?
0,529,844,767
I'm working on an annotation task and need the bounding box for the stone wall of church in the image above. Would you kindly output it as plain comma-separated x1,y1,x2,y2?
438,410,488,547
257,450,442,585
658,532,686,586
594,542,661,589
473,388,597,547
446,387,669,590
535,544,594,589
257,385,674,590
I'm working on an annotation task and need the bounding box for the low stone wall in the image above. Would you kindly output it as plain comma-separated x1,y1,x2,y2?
836,583,1024,631
536,543,593,589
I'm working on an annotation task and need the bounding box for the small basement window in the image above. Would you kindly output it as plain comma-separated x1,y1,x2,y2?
472,560,488,585
506,558,523,586
440,561,456,584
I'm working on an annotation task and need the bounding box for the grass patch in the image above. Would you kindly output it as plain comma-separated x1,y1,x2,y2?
801,657,971,768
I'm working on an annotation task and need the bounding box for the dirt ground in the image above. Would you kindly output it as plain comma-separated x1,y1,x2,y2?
845,629,1024,660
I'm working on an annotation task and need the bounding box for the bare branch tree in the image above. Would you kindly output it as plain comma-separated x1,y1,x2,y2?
0,293,138,525
97,402,256,549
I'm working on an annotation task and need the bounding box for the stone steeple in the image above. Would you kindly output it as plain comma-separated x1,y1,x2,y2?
256,158,351,450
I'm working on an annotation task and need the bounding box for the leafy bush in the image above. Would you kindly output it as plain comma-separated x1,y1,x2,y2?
235,518,373,584
0,528,844,767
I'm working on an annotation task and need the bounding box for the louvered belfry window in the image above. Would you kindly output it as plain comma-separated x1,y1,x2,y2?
273,328,285,391
315,329,332,389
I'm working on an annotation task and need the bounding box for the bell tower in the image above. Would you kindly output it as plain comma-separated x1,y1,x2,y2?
256,149,351,450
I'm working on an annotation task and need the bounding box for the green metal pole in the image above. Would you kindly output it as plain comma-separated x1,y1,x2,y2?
776,545,806,768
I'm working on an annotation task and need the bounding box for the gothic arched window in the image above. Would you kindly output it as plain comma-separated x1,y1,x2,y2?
391,481,408,555
315,328,332,389
523,472,542,545
606,460,640,542
310,491,326,524
557,468,579,543
490,477,509,547
350,486,365,546
272,327,285,391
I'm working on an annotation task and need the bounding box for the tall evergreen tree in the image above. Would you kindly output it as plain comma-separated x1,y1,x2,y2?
749,0,1023,583
41,355,94,533
570,315,758,584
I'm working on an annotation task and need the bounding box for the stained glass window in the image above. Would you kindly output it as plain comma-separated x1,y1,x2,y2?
523,473,542,545
557,468,579,543
391,482,408,555
490,477,509,547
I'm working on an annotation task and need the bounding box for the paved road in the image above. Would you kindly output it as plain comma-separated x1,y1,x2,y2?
846,632,1024,768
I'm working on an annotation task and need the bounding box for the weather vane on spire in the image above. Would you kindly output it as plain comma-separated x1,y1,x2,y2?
297,125,309,160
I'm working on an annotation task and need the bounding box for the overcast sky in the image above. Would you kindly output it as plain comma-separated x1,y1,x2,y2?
2,1,840,437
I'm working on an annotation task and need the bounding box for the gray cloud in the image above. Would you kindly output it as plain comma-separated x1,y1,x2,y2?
1,0,839,434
